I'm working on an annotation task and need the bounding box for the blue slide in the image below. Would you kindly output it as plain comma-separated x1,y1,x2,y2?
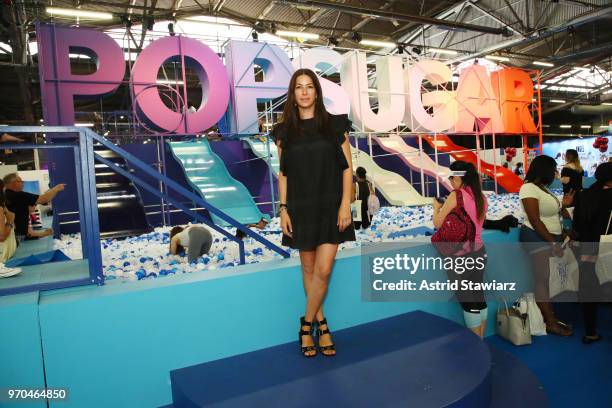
243,135,280,177
167,140,265,227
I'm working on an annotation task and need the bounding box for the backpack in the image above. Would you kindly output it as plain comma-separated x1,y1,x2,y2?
431,190,476,256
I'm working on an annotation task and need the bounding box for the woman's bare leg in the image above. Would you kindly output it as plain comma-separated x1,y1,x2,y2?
305,243,339,355
299,250,317,356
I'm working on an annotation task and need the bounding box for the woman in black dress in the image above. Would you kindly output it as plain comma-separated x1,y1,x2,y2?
353,166,374,229
560,149,583,195
572,162,611,344
273,69,355,357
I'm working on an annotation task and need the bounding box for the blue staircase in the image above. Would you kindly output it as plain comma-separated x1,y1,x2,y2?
167,140,266,227
94,145,153,238
164,311,546,407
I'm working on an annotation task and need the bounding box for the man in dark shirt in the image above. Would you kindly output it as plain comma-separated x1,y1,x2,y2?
3,173,65,241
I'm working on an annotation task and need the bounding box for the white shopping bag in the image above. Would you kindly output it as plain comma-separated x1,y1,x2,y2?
596,212,612,285
516,293,547,336
351,200,362,222
351,182,362,222
549,249,579,298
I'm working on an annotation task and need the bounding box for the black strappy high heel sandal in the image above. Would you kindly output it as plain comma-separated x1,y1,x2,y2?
316,318,336,357
299,317,317,358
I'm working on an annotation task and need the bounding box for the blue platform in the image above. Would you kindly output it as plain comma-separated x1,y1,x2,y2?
169,311,546,408
0,235,88,296
0,229,540,408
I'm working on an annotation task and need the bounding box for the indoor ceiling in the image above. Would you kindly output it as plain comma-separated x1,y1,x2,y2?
0,0,610,132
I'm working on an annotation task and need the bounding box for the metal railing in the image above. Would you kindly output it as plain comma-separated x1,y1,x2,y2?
0,126,290,296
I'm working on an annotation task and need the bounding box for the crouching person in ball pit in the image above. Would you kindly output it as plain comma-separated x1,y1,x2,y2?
169,225,213,263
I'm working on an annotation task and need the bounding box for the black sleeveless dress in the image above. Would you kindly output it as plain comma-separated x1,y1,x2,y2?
272,113,356,249
560,166,583,194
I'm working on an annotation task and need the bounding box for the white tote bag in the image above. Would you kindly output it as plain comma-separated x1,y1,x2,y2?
351,182,362,222
549,248,579,298
516,293,547,336
496,299,532,346
596,211,612,285
366,181,380,218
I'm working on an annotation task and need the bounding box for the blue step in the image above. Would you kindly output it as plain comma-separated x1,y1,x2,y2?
170,311,494,407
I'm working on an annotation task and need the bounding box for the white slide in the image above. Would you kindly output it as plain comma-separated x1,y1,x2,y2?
351,146,432,206
372,134,453,194
244,136,280,176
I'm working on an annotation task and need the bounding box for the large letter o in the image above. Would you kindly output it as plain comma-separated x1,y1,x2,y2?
132,36,229,133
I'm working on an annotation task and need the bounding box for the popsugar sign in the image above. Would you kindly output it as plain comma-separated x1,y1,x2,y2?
37,23,538,135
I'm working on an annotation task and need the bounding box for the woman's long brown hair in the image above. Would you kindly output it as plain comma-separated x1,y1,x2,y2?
280,68,329,145
450,161,486,221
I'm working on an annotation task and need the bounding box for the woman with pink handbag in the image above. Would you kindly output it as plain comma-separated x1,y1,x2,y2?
352,167,376,230
431,161,488,338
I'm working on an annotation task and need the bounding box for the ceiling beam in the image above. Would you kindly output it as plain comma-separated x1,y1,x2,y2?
274,0,511,36
257,1,276,20
81,0,168,12
466,0,525,38
174,8,399,37
448,6,612,63
213,0,228,14
339,0,398,43
397,1,469,46
170,0,184,18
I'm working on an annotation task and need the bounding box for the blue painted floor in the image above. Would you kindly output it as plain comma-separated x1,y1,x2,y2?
486,302,612,408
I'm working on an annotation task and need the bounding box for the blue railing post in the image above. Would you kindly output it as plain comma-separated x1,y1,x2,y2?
72,144,89,271
264,133,276,216
79,130,104,284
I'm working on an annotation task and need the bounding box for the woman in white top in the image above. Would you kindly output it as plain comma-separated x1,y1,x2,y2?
519,155,574,336
169,225,213,263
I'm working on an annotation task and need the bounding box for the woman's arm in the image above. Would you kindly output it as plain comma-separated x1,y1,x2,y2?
351,181,356,203
169,235,179,255
432,192,457,229
277,143,287,205
0,210,9,241
521,197,557,242
341,134,353,206
27,225,53,238
340,135,353,205
338,134,353,231
277,143,293,237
